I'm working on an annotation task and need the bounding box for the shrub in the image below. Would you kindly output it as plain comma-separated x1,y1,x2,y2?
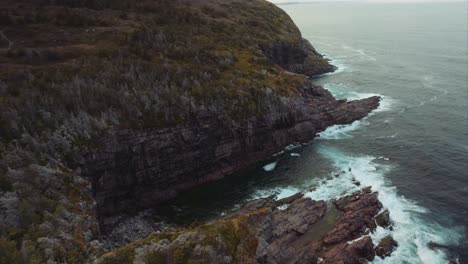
0,237,20,264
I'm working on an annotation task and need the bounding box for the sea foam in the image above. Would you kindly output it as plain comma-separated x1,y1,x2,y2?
255,117,462,263
254,77,460,262
319,54,350,76
305,146,463,264
263,162,277,172
317,90,392,140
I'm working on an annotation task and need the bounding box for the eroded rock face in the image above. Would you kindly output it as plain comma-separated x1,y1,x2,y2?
323,236,375,264
254,197,327,263
227,188,383,264
260,39,336,76
324,187,382,245
82,86,381,219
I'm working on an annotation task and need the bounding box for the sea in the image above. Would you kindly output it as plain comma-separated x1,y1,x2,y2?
155,2,468,263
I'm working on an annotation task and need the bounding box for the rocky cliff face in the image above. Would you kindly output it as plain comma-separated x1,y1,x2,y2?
83,85,380,219
0,0,382,262
261,39,336,76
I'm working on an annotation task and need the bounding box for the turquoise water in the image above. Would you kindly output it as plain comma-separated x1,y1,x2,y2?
157,2,467,263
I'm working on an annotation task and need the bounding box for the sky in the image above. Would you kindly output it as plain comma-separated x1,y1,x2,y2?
269,0,464,3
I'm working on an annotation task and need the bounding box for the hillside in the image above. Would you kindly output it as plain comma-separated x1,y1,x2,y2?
0,0,379,262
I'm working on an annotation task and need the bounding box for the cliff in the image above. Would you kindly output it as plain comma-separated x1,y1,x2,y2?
1,0,379,262
86,86,379,219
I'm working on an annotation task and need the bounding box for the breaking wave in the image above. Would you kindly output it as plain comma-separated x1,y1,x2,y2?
306,147,463,264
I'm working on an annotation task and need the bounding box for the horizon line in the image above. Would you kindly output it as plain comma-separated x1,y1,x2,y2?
271,0,467,4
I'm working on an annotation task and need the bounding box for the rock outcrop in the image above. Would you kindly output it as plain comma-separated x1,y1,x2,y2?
260,39,336,76
0,0,382,262
101,188,393,264
375,209,393,229
375,235,398,258
324,187,381,245
84,87,380,219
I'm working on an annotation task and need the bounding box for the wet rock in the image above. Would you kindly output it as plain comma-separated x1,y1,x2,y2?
375,235,398,258
324,188,382,245
375,210,392,228
102,188,385,264
234,195,276,215
275,192,304,207
352,178,361,186
323,236,375,264
272,198,327,236
229,188,381,264
427,242,461,263
428,241,450,250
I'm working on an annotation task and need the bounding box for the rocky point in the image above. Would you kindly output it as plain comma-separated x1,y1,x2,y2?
101,188,397,264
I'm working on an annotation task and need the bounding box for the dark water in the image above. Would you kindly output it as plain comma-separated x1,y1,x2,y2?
156,2,468,263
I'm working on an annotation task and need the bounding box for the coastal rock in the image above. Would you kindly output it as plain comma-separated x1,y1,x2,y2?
375,235,398,258
324,187,382,245
102,188,385,264
275,192,304,207
0,0,383,261
83,90,381,220
101,210,170,249
260,39,336,76
323,236,375,264
255,198,327,263
375,210,392,228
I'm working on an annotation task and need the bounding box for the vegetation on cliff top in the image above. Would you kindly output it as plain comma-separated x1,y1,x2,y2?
100,211,261,264
0,0,332,262
1,0,315,152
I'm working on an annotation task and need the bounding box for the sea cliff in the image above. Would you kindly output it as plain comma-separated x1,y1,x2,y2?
0,0,383,262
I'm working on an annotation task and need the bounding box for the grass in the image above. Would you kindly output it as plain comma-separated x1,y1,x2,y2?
100,216,255,264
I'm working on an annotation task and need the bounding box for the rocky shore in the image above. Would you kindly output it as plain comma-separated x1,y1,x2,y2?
101,187,397,264
85,84,381,220
0,0,384,262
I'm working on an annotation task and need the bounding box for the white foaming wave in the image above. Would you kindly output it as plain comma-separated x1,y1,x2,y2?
322,83,348,99
319,54,350,76
322,82,395,114
347,91,394,113
285,143,302,151
263,162,277,172
305,147,463,264
317,93,394,140
251,186,301,200
318,120,367,140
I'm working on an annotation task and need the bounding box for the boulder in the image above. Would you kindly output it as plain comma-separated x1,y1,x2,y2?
323,236,375,264
375,235,398,258
375,210,392,228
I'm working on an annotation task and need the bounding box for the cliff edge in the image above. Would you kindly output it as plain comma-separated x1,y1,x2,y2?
0,0,379,262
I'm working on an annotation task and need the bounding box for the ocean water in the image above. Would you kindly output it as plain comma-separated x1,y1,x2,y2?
156,2,467,263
